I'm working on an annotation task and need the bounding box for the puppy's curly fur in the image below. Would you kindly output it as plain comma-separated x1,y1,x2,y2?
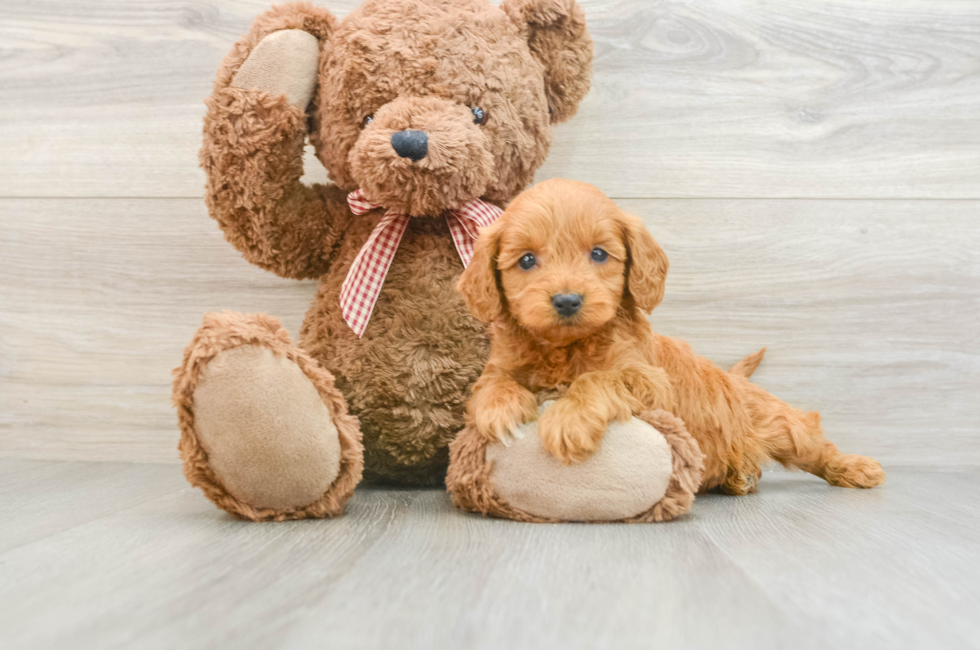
457,179,885,494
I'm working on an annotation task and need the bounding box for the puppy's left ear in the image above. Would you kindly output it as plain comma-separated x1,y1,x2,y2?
502,0,593,124
457,220,505,323
620,212,669,314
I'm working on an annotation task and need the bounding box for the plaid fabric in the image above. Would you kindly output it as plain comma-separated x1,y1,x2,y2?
340,189,503,338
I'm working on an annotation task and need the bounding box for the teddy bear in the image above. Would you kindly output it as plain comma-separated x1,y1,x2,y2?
171,0,594,520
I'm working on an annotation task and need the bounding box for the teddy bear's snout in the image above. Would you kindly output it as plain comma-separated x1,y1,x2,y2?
391,130,429,161
347,95,496,216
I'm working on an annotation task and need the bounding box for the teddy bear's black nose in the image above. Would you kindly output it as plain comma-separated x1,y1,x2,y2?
551,293,583,318
391,130,428,161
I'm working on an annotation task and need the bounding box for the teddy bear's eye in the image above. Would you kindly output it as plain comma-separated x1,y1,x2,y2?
362,114,374,127
471,106,488,126
591,247,608,263
518,253,536,270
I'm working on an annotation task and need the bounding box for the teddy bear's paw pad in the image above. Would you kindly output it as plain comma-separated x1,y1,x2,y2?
192,344,341,511
231,29,319,108
486,413,674,521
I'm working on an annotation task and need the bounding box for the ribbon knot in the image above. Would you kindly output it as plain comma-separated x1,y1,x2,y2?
340,189,502,337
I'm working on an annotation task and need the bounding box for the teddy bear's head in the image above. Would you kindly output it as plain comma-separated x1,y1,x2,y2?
303,0,592,216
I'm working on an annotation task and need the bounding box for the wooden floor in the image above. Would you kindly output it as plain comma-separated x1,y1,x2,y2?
1,459,977,650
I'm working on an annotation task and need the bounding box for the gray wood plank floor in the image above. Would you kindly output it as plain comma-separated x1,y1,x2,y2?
0,460,977,650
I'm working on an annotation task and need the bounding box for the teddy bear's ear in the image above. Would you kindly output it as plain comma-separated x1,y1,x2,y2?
456,220,506,323
502,0,593,124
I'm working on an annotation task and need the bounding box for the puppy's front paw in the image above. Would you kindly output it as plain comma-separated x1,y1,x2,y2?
473,389,538,446
538,399,606,465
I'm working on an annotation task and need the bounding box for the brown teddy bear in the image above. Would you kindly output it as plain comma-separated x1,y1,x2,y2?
172,0,593,520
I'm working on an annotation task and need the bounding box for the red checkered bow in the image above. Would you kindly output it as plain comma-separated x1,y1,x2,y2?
340,189,503,338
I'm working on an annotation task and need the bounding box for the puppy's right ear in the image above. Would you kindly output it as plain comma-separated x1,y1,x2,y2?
457,221,505,323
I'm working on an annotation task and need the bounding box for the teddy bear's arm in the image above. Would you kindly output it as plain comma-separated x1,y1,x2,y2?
200,8,349,281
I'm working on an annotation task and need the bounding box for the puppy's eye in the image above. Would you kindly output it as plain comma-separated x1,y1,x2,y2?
518,253,536,270
471,106,488,125
591,247,609,263
362,114,374,127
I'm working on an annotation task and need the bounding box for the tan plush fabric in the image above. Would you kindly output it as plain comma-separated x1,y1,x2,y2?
231,29,320,108
173,312,363,521
486,403,672,521
193,344,341,511
447,406,704,523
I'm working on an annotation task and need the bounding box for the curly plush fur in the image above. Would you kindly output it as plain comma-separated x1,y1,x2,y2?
180,0,592,517
456,179,886,494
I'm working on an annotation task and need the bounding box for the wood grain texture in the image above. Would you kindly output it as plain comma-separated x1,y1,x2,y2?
0,198,317,462
1,198,976,464
0,459,186,553
694,469,980,650
0,461,977,650
1,0,979,198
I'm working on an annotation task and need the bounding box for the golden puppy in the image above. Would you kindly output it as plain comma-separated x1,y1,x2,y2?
457,179,884,494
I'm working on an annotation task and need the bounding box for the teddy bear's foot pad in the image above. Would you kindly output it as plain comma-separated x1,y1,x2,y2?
448,407,704,523
487,413,673,521
192,343,342,511
174,312,364,520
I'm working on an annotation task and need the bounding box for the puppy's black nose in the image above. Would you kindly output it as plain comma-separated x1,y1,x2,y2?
552,293,583,318
391,130,428,161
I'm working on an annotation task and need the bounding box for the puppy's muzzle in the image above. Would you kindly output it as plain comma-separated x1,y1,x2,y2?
552,293,583,318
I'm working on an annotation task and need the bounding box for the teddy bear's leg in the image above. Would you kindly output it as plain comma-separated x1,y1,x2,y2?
447,405,704,523
173,313,363,521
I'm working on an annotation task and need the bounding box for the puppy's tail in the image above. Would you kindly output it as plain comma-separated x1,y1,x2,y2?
729,347,766,378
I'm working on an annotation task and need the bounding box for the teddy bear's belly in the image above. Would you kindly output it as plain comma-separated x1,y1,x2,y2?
300,218,490,486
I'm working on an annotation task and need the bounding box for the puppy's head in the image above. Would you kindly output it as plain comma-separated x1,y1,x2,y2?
457,179,668,343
